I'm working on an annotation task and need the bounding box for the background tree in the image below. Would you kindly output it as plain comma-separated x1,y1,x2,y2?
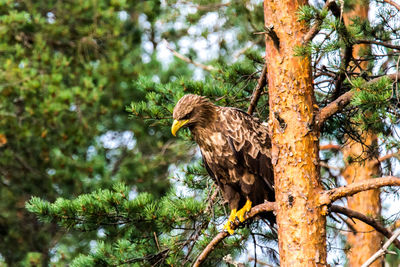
0,0,195,265
16,0,400,266
339,1,383,265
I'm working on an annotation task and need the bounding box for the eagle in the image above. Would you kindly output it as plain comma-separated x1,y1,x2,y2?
171,94,275,234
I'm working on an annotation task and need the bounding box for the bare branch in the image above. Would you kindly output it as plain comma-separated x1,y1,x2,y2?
193,202,276,267
319,176,400,205
248,63,268,114
383,0,400,11
320,144,342,150
319,162,342,171
316,73,400,128
391,220,400,231
376,151,400,163
355,39,400,51
361,228,400,267
163,39,218,72
195,3,230,11
331,205,400,249
316,90,354,128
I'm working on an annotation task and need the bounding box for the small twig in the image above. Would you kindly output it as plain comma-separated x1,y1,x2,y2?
361,228,400,267
193,202,276,267
334,212,357,234
257,25,280,50
154,232,161,251
248,257,273,266
248,63,268,114
204,186,219,214
251,232,257,267
163,39,218,72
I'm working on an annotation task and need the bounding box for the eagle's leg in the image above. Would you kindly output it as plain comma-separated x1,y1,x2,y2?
235,198,252,223
223,209,237,235
222,185,241,235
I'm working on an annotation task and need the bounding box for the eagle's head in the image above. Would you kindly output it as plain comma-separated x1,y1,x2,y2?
171,94,216,136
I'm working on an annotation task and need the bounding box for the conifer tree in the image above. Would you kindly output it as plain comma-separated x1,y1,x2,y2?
340,1,383,266
0,0,193,265
23,0,400,266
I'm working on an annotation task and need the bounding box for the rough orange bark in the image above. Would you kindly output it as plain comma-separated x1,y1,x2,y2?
342,2,383,266
342,138,382,267
263,0,326,266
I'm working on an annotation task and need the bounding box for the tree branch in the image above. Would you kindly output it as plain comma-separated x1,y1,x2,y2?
355,39,400,51
320,144,342,151
316,72,400,128
316,90,354,128
163,39,218,72
325,0,354,101
247,63,268,114
302,0,337,44
376,151,400,163
361,228,400,267
331,205,400,249
193,201,276,267
383,0,400,11
319,162,342,171
319,176,400,205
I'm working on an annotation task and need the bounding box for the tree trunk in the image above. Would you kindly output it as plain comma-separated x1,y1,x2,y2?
263,1,326,266
342,137,383,267
343,2,383,266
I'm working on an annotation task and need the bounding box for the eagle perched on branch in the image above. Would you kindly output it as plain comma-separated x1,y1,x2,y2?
171,94,275,234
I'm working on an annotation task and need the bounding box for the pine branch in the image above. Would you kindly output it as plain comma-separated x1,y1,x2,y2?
319,176,400,205
163,39,218,72
325,0,354,100
361,228,400,267
193,201,276,267
331,205,400,249
247,63,268,114
383,0,400,11
316,72,400,128
302,0,336,44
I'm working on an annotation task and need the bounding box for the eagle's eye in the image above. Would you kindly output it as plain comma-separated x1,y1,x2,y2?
181,111,193,120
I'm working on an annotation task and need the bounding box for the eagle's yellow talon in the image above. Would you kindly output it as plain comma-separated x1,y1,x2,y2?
223,223,234,235
223,209,237,235
236,199,252,222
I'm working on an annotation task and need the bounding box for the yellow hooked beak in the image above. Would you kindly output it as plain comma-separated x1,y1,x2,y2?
171,119,189,136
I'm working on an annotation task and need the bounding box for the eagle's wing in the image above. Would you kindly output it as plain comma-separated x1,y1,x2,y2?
220,108,274,191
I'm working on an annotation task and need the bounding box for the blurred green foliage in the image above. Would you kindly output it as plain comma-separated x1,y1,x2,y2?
1,0,271,265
